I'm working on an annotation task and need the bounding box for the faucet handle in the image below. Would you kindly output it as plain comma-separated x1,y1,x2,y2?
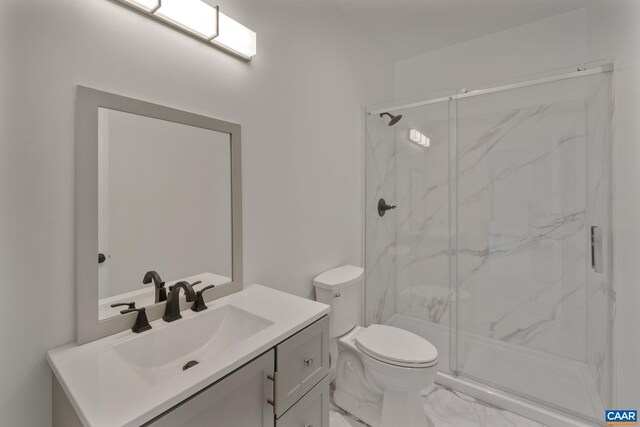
110,302,136,310
120,307,152,333
192,284,216,312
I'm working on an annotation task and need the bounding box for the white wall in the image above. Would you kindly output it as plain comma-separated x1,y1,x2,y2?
392,1,640,409
395,8,588,100
0,0,394,425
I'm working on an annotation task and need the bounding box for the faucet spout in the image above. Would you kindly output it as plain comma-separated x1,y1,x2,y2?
163,281,196,322
143,270,166,303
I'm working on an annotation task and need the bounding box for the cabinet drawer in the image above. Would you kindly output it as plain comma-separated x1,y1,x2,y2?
274,316,329,417
276,377,329,427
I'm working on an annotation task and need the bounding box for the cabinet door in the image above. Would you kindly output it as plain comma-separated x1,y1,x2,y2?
147,350,275,427
275,316,329,417
276,377,329,427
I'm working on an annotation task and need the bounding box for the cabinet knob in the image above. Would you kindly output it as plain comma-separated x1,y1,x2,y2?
304,358,314,367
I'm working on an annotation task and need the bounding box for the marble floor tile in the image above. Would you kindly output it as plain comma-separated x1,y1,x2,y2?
330,407,365,427
329,385,547,427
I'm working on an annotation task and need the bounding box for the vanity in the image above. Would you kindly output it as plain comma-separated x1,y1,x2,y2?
48,285,330,427
47,87,331,426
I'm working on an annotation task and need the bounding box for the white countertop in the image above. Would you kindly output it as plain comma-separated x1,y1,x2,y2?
47,284,330,427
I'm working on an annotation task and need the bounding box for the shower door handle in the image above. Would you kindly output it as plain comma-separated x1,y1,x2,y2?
591,226,603,273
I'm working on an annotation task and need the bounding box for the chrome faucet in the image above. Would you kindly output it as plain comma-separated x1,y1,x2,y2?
163,281,196,322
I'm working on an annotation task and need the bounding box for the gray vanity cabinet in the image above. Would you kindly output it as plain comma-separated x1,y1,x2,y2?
146,350,275,427
147,316,330,427
273,317,330,417
52,316,330,426
275,377,330,427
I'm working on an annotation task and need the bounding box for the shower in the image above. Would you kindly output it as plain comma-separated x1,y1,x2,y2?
365,65,613,426
379,112,402,126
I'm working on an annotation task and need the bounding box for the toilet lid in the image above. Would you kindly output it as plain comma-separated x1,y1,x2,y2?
354,325,438,367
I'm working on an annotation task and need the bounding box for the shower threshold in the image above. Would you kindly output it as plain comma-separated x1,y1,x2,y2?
388,314,603,427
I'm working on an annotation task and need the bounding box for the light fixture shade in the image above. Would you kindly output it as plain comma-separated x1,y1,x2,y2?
213,12,257,59
155,0,219,39
120,0,159,12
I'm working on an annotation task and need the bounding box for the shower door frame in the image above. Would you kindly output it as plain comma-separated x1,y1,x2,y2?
367,64,612,115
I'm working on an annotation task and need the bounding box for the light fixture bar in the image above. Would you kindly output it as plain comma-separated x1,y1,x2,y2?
119,0,159,13
154,0,218,39
207,7,221,42
211,12,257,60
112,0,257,61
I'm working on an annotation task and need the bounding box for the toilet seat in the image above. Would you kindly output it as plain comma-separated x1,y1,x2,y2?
354,324,438,368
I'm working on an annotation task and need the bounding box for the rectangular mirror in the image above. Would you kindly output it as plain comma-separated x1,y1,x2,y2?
77,87,242,344
97,108,233,320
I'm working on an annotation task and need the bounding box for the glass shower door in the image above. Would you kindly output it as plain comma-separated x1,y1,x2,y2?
452,71,612,423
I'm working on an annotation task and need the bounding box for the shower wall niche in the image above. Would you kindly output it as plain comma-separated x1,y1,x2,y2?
364,68,613,424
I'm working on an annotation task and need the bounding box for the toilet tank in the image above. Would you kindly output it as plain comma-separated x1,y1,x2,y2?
313,265,364,337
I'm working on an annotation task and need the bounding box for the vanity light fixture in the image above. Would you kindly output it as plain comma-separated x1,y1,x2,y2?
212,12,257,59
120,0,158,12
114,0,257,60
409,129,430,148
155,0,219,39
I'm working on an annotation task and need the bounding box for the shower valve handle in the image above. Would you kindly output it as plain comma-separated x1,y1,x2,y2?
378,198,397,217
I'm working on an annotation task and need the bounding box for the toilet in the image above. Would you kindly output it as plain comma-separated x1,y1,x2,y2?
314,265,438,427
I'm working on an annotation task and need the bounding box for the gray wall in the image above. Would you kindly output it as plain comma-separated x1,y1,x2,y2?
0,0,394,425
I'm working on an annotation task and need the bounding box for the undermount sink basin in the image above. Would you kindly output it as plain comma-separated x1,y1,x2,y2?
113,305,274,385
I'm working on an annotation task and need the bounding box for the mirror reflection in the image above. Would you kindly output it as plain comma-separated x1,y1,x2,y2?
97,108,232,320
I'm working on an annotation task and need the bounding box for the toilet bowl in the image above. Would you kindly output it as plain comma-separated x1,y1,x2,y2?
314,266,438,427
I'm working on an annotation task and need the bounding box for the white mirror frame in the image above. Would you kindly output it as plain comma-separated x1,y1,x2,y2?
76,86,243,344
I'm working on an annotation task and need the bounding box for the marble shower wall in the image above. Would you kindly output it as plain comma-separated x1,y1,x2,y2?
365,101,451,326
394,103,452,324
454,75,613,366
456,84,588,362
365,115,397,325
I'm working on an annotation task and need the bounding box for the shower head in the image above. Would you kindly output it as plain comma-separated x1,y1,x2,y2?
380,112,403,126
